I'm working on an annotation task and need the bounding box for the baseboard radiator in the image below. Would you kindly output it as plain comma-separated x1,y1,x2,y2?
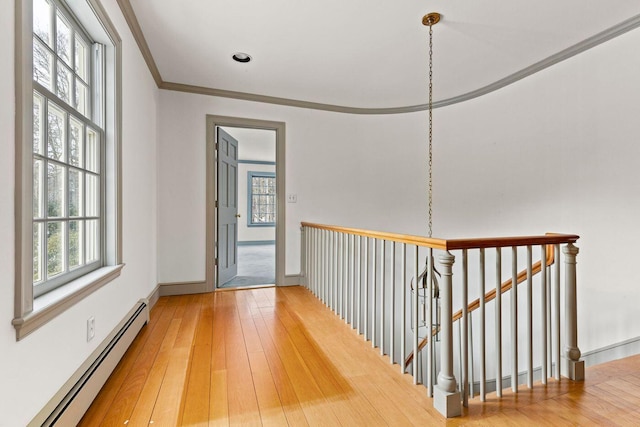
33,300,149,426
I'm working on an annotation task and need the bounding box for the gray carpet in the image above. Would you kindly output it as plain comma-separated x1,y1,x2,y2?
220,243,275,288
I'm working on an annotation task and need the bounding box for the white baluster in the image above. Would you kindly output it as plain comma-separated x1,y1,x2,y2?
563,243,584,380
495,248,502,398
372,239,377,349
554,244,561,380
357,236,362,335
323,230,328,305
380,240,386,355
511,246,518,392
364,237,369,342
343,233,348,321
390,242,396,364
433,251,461,418
468,315,474,399
427,248,435,397
400,243,406,374
479,248,486,402
335,232,340,313
526,245,533,388
462,249,469,407
351,234,356,327
413,245,419,384
541,245,548,384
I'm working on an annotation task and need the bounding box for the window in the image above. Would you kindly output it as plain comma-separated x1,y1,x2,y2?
14,0,122,339
248,172,276,226
32,0,104,297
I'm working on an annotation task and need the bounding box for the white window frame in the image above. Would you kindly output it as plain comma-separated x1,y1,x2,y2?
247,171,276,227
13,0,123,340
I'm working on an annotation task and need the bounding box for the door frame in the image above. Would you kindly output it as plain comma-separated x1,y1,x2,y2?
205,115,286,291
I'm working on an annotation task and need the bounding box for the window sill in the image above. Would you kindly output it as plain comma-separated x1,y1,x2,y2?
12,264,125,340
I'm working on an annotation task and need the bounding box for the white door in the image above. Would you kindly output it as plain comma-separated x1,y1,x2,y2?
217,128,239,285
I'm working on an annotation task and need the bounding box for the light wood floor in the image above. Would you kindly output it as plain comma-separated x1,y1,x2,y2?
80,286,640,426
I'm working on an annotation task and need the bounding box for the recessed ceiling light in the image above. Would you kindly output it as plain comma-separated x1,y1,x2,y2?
232,52,251,63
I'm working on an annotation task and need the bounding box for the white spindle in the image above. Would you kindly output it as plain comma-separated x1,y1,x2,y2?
351,234,356,327
468,315,474,399
343,232,348,321
321,230,326,303
479,248,486,402
400,243,406,374
495,248,502,398
363,237,369,342
390,242,396,364
380,240,386,355
357,236,362,335
427,248,435,396
336,233,340,314
413,246,419,384
372,239,378,349
554,244,561,380
540,245,548,384
511,246,518,392
526,245,533,388
462,249,469,407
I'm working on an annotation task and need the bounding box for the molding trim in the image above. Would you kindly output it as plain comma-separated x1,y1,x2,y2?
158,281,208,296
238,240,276,246
284,275,302,286
146,285,160,309
115,1,640,114
238,160,276,166
115,0,162,86
13,266,125,340
582,335,640,367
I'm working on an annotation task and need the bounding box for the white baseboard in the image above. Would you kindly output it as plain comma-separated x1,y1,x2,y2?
29,300,149,426
284,274,303,286
159,280,209,296
582,335,640,367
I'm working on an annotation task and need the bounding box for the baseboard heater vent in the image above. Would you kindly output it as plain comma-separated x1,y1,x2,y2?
33,300,149,427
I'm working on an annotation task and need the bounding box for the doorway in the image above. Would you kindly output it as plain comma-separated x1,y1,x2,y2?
217,126,276,287
205,116,286,291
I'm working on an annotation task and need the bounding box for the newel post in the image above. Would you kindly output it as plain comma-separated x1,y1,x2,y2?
434,251,461,418
563,243,584,380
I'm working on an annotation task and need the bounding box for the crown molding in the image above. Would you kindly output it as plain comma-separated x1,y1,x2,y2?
116,2,640,115
115,0,162,86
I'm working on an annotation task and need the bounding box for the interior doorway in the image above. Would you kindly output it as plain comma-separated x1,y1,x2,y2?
217,126,276,288
205,115,286,291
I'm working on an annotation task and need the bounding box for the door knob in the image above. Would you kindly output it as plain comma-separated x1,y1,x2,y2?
235,214,241,218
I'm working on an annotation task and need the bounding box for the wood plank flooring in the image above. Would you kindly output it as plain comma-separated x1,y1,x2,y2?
80,286,640,426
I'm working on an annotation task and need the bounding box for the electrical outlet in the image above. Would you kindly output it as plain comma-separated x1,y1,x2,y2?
287,194,297,203
87,316,95,342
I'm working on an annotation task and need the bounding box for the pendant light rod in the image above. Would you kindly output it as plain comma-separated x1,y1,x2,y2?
423,12,440,238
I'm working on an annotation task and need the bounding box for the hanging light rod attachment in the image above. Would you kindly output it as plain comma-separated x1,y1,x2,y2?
422,12,441,26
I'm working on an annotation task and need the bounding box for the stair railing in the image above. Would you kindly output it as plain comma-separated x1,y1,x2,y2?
300,222,582,418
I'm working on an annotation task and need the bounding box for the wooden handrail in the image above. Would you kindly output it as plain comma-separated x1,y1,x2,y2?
302,222,579,250
404,244,555,367
302,222,579,369
302,222,449,249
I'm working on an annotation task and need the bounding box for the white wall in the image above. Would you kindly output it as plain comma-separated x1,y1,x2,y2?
0,1,159,425
157,26,640,357
156,92,430,283
434,27,640,354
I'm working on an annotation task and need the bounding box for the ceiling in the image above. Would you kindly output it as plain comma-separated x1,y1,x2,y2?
127,0,640,110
